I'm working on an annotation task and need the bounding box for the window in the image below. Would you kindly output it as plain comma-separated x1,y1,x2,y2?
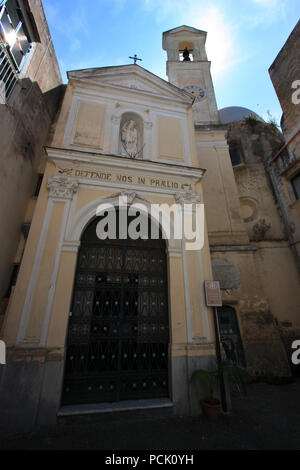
291,173,300,201
0,0,33,99
0,0,32,68
33,174,43,197
229,140,244,166
5,263,20,298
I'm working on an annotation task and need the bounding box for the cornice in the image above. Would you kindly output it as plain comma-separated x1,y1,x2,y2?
45,147,205,182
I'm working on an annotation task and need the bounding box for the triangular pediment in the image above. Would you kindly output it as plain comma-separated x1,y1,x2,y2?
164,25,207,36
67,65,193,104
162,25,207,49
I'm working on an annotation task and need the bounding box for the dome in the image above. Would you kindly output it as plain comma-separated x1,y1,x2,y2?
219,106,262,125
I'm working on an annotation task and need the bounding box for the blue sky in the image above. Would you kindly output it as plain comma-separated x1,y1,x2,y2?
42,0,299,123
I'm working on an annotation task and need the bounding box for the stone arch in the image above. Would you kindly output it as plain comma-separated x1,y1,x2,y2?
64,193,182,255
62,202,171,406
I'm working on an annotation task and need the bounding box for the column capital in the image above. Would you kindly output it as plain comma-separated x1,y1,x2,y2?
47,176,79,200
174,191,201,205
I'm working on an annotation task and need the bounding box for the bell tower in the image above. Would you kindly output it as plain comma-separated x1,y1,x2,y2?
163,25,219,125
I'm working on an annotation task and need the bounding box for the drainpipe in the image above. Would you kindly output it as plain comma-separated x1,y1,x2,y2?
268,128,300,166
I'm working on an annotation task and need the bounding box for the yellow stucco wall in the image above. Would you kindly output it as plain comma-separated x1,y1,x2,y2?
25,201,65,342
47,251,78,348
51,84,74,148
1,162,57,345
72,102,107,149
157,115,184,160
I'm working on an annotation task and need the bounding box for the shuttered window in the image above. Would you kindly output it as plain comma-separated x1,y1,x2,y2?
0,0,32,70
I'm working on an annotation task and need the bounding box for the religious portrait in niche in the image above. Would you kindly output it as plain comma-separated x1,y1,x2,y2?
119,113,144,159
121,120,138,157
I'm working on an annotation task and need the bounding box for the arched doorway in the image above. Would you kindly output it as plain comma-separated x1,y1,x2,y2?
62,214,169,406
217,306,246,368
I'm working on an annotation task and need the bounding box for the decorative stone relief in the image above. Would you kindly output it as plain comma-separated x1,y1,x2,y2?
111,115,121,125
120,191,137,204
120,118,144,159
252,219,271,241
47,176,79,200
235,170,266,194
174,191,201,205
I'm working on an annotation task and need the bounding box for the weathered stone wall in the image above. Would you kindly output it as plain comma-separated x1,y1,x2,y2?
197,119,300,379
0,0,63,320
224,120,300,377
269,20,300,148
211,248,292,380
269,20,300,272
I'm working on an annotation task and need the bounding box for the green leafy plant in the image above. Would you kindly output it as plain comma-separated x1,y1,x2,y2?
220,360,248,396
244,114,260,127
191,368,220,405
266,110,280,130
191,360,248,405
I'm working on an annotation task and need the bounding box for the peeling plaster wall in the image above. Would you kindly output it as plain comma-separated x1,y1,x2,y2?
0,0,63,322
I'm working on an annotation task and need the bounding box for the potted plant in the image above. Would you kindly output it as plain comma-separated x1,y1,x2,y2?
191,361,248,422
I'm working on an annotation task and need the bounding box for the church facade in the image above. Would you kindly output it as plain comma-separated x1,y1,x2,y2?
0,24,300,430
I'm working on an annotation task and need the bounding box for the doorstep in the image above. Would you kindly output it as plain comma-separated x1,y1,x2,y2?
57,398,173,417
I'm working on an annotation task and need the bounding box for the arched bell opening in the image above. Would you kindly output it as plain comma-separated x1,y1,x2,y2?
178,41,194,61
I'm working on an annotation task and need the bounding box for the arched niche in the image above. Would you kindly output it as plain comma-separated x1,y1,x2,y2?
118,112,144,159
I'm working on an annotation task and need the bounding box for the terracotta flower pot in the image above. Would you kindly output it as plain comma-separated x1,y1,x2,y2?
201,398,221,422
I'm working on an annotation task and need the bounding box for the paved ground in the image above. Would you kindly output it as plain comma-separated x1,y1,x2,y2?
1,379,300,450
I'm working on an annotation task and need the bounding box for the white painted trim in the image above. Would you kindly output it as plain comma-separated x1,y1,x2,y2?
167,249,182,258
63,98,80,149
66,180,191,197
183,118,193,166
65,193,181,254
40,200,71,346
197,249,211,342
69,72,193,106
73,87,191,115
78,183,178,198
64,187,79,244
17,199,54,344
46,147,205,181
182,245,193,343
62,241,81,252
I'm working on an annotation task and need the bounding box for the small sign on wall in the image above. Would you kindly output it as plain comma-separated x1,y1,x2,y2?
204,281,222,307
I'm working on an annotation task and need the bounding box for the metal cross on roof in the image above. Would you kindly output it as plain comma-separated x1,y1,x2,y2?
129,54,142,65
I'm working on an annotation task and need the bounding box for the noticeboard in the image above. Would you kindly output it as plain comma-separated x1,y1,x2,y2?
204,281,222,307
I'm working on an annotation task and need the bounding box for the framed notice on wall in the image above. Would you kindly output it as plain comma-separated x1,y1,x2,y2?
204,281,222,307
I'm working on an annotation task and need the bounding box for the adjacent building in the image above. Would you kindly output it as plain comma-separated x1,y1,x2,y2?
0,0,63,329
